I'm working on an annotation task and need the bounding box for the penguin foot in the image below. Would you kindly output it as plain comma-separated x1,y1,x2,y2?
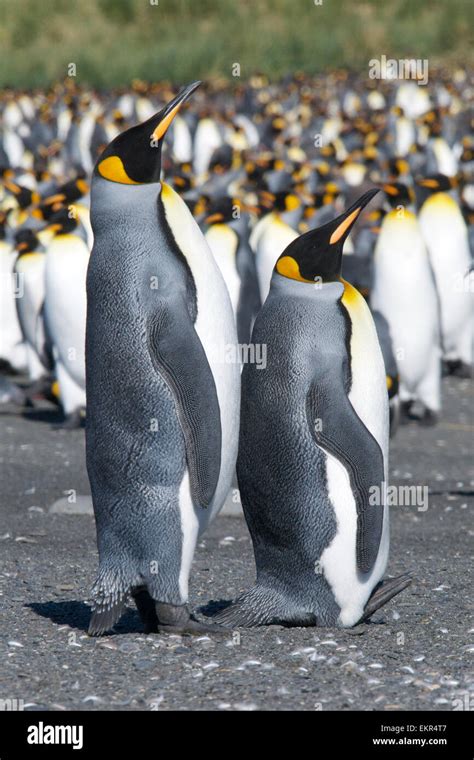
155,602,228,636
358,573,412,624
418,409,438,427
131,587,158,634
399,401,414,424
443,360,473,379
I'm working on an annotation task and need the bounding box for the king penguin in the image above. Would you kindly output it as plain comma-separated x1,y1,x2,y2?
417,175,473,377
214,189,411,629
86,82,241,635
43,208,90,427
371,183,442,424
203,197,261,343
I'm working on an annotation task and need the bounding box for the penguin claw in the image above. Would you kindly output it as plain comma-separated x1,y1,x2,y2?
155,602,229,636
358,573,412,624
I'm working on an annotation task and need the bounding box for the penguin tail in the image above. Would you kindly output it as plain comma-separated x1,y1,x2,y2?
358,573,412,624
88,600,126,637
87,569,130,636
211,585,298,628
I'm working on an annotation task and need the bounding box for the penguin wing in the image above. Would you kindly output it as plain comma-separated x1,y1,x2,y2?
306,370,384,574
147,298,221,509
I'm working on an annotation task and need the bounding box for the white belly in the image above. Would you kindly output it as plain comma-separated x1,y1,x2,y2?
371,214,440,389
205,224,241,319
320,283,389,626
254,217,298,302
419,198,472,359
45,235,89,390
0,244,26,367
161,184,240,529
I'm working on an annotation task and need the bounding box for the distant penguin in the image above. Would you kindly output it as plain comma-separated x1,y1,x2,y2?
214,189,410,628
250,192,300,302
372,309,400,437
0,212,27,373
86,82,240,635
13,229,52,386
418,175,473,376
43,209,89,427
203,197,261,343
371,183,442,424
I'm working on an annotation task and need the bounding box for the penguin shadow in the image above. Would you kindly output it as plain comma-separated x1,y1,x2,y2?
27,600,139,635
21,407,65,425
20,406,86,429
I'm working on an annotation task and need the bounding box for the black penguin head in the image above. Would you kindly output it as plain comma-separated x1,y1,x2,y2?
258,189,301,213
15,228,40,256
43,207,79,236
34,177,90,221
381,182,415,208
416,174,456,193
274,188,379,284
204,197,239,225
94,81,201,185
2,180,40,209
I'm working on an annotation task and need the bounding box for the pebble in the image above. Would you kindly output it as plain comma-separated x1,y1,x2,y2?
49,496,94,515
119,642,140,654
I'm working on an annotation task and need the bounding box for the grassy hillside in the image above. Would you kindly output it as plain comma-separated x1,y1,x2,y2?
1,0,473,88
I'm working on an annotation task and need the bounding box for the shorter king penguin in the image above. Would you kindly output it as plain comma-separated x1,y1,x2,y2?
43,208,89,427
418,174,473,377
203,197,261,343
214,189,411,629
371,183,442,425
86,82,240,635
14,229,52,390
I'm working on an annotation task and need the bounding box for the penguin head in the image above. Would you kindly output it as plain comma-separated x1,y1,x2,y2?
204,197,240,225
2,180,40,209
258,189,301,214
203,197,258,225
14,229,40,256
94,81,201,186
416,174,456,194
43,207,79,236
381,182,415,208
274,188,378,284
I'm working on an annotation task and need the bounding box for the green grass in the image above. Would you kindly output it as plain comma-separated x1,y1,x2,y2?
1,0,473,88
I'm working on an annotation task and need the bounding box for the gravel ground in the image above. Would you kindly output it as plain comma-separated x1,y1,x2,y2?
0,376,472,711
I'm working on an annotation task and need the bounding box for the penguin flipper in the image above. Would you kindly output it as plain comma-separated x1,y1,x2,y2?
306,373,385,575
147,298,222,508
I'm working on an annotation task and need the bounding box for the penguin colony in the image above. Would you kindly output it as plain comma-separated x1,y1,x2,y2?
1,72,472,634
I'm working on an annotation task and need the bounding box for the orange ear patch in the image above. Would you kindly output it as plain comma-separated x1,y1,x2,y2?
418,179,439,189
329,207,361,244
276,256,313,283
97,155,140,184
382,184,399,196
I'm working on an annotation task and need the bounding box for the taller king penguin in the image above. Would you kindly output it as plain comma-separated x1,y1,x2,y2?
215,189,411,628
86,82,240,635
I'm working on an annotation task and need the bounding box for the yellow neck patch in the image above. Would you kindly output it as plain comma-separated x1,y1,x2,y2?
340,277,363,309
276,256,313,283
97,155,140,185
